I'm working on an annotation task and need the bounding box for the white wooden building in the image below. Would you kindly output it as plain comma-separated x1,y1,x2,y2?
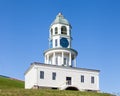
25,13,100,91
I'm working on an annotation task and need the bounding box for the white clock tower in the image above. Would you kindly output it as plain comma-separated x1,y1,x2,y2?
44,13,78,67
25,13,100,91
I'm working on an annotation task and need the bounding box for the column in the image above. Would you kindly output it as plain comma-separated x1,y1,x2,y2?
58,25,61,34
47,54,49,64
58,26,61,47
44,55,46,64
61,52,64,65
67,26,69,36
53,52,55,65
69,52,71,66
74,55,76,67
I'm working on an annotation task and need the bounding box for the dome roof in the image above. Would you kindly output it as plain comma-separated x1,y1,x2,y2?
51,13,71,26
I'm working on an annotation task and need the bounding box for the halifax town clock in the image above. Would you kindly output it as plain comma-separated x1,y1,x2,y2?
60,37,69,48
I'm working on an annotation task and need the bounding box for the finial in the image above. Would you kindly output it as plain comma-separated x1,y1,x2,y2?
58,12,62,16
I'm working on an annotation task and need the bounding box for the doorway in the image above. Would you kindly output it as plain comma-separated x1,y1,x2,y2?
66,77,72,85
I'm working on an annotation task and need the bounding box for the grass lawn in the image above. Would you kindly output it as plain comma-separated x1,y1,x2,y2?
0,76,24,89
0,89,113,96
0,76,113,96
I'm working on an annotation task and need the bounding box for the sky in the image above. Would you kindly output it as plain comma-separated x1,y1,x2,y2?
0,0,120,94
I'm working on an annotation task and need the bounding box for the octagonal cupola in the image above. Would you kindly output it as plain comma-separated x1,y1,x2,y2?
49,13,72,49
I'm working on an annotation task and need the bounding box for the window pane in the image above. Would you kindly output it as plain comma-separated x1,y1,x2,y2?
51,28,53,36
55,27,58,34
61,26,67,35
49,40,53,48
91,76,94,84
40,71,44,79
81,75,84,83
55,39,57,46
52,72,56,80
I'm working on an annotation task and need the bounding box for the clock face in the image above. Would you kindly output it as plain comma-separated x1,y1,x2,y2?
60,38,69,48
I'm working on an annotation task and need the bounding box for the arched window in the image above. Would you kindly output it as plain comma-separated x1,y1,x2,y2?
61,26,67,35
51,28,53,36
55,27,58,34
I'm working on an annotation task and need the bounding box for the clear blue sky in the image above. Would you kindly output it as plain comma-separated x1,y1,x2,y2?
0,0,120,94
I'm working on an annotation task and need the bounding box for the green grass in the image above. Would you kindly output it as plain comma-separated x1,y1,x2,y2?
0,76,24,89
0,76,113,96
0,89,113,96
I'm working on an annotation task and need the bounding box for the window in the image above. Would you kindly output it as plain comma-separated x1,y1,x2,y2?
81,75,84,83
61,26,67,35
91,76,94,84
55,27,58,34
55,39,57,46
40,71,44,79
49,40,53,48
52,72,56,80
51,28,53,36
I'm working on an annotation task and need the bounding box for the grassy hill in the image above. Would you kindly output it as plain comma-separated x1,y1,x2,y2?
0,75,24,89
0,75,114,96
